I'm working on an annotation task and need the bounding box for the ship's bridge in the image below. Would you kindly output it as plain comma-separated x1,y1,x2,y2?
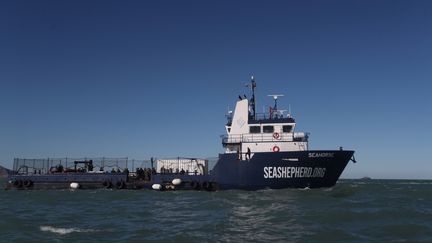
222,83,309,158
223,109,308,145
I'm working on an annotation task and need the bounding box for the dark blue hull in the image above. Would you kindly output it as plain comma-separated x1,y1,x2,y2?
210,150,354,190
7,173,128,190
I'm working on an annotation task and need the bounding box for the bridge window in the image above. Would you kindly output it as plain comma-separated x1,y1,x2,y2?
249,126,261,133
283,125,293,133
263,125,274,133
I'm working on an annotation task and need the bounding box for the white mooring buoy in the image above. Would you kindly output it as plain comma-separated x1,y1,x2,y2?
70,182,80,189
172,178,182,186
152,184,162,190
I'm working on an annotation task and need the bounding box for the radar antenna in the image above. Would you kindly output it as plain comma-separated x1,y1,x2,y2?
267,94,284,111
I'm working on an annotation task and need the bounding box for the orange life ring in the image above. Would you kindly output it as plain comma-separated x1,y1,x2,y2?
273,132,280,140
273,146,280,152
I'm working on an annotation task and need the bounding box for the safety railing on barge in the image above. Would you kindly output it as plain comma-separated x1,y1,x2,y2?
12,157,152,175
12,157,218,176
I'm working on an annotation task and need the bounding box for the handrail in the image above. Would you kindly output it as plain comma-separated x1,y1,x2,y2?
222,133,308,144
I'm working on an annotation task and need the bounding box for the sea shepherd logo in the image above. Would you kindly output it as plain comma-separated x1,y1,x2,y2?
263,167,326,179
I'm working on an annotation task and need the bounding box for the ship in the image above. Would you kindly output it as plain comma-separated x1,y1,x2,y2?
6,77,356,190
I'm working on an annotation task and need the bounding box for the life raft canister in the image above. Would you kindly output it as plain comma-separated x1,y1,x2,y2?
273,132,281,140
273,146,280,152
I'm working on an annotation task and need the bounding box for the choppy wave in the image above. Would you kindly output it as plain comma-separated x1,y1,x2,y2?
40,226,97,235
0,179,431,241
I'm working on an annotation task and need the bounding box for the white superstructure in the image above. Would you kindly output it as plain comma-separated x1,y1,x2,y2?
222,77,309,160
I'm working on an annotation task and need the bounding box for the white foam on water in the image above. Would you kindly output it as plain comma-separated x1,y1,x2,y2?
40,226,96,235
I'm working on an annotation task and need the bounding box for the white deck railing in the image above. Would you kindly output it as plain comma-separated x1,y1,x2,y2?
222,132,308,144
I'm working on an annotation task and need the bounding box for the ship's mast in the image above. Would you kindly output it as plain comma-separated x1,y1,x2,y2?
250,76,257,120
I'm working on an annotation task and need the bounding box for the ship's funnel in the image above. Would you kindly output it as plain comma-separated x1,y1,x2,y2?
229,99,249,134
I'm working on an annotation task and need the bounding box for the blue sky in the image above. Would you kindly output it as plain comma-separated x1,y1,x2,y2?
1,0,431,179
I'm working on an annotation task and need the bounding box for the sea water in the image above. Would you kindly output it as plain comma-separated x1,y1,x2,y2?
0,179,431,242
